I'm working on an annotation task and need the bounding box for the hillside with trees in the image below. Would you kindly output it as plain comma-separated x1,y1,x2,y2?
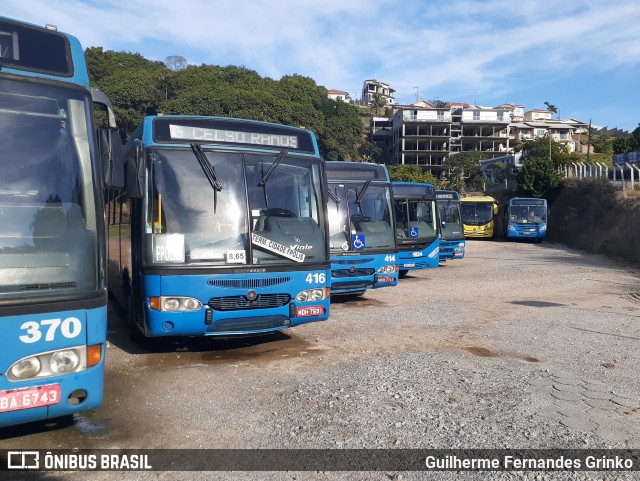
85,48,364,160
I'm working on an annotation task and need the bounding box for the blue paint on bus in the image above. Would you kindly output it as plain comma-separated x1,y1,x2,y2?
392,182,441,276
326,162,398,296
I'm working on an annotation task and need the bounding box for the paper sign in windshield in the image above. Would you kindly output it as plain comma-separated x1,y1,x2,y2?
251,233,305,263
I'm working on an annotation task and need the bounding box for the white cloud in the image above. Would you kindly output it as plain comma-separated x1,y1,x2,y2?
3,0,639,127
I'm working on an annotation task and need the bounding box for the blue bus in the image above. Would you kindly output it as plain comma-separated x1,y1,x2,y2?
0,16,122,427
325,162,398,296
391,182,440,277
504,197,548,242
106,116,331,340
435,190,465,261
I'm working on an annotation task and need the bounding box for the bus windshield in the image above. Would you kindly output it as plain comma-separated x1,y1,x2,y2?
461,203,493,225
327,183,395,251
144,148,326,266
509,205,547,224
0,79,98,299
438,202,463,240
394,199,438,240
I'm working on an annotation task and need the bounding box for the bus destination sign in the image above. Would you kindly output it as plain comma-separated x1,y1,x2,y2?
153,118,316,154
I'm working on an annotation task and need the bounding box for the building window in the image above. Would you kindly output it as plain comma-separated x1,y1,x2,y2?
497,112,504,121
536,129,546,137
473,111,480,121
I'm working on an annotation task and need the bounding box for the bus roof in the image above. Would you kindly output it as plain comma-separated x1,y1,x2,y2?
0,16,89,87
139,116,319,156
392,182,436,198
326,161,390,182
460,196,497,203
509,197,547,206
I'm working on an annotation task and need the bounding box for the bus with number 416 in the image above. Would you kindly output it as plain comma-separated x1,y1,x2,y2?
105,116,331,341
0,16,122,427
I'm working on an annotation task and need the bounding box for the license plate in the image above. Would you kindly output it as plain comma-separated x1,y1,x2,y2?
377,276,395,283
296,305,324,317
403,263,415,268
0,384,61,413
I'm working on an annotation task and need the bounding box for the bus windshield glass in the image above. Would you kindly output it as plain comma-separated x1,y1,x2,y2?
0,79,98,299
461,202,493,225
438,201,463,239
144,149,326,266
509,205,547,224
327,183,395,251
394,199,438,240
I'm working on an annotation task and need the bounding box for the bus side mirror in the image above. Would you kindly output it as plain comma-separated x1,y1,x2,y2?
126,139,145,199
98,129,124,189
493,204,498,215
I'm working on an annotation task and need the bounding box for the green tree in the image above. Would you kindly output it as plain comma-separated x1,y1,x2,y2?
516,157,563,198
590,134,614,154
544,101,558,119
370,92,387,117
441,151,485,194
520,135,566,167
387,165,438,184
358,141,383,163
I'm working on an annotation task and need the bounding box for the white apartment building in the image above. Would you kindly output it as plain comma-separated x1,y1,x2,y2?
361,79,395,106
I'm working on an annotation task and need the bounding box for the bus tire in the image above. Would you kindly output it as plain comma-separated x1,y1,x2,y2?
398,270,409,278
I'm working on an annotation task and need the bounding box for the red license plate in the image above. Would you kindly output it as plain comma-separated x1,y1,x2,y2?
296,305,324,317
377,276,395,283
0,384,61,413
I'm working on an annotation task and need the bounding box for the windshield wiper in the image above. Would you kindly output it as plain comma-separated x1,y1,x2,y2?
191,143,222,212
355,180,371,205
258,150,288,187
327,188,341,204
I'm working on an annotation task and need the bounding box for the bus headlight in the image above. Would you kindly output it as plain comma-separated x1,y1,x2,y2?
50,350,80,374
427,247,440,259
540,224,547,231
377,265,398,274
7,346,87,381
10,357,41,380
508,224,516,231
151,297,203,312
296,288,328,302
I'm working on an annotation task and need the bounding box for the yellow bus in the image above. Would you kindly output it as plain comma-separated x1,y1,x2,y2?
460,196,499,238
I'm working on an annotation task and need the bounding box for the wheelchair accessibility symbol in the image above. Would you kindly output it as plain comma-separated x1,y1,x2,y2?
351,234,366,250
409,227,419,238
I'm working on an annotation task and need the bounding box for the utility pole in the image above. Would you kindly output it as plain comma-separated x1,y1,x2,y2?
586,118,592,163
413,87,419,103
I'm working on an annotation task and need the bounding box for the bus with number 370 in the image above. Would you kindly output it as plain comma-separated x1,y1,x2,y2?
0,16,122,427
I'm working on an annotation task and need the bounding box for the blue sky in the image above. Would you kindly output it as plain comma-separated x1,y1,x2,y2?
4,0,640,131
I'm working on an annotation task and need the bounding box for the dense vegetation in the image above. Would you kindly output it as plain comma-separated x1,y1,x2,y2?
85,48,364,160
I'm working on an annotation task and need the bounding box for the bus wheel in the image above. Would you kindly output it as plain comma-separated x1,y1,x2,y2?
398,270,409,278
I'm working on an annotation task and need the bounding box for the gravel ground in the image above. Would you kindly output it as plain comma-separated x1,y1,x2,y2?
2,239,640,481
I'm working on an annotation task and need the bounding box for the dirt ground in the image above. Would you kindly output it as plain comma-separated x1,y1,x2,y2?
548,179,640,265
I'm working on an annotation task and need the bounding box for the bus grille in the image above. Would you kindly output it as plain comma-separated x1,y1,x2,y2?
331,268,375,278
208,293,291,311
331,280,373,290
207,276,290,289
